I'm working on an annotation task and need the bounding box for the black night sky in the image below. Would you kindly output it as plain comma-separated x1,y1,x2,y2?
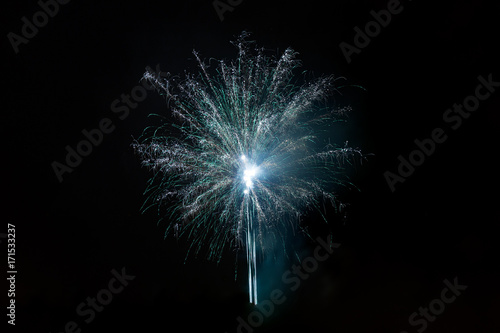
3,0,500,332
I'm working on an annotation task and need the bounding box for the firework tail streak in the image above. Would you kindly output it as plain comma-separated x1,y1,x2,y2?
230,234,341,332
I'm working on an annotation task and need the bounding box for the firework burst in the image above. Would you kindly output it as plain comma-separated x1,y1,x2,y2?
133,33,365,304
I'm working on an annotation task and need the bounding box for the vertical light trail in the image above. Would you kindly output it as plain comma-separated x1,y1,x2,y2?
245,194,258,304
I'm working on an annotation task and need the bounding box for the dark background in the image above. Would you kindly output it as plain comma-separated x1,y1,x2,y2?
3,0,499,332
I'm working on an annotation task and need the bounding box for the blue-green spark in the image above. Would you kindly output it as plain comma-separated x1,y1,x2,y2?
133,33,365,304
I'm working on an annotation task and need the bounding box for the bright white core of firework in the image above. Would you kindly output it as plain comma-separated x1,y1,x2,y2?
241,155,259,194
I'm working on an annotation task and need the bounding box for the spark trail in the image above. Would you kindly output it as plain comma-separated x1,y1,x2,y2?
133,33,365,304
